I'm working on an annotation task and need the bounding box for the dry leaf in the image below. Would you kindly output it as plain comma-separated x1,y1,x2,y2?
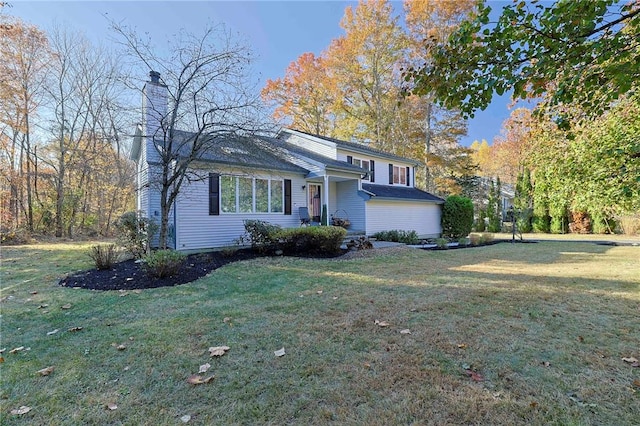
47,329,59,336
112,344,126,351
400,329,411,334
374,320,389,327
68,327,83,332
622,356,638,364
223,317,231,323
37,366,55,376
198,363,211,373
464,369,484,382
208,346,230,357
107,402,118,410
0,356,4,363
633,379,640,388
530,401,538,408
542,361,551,367
577,335,584,342
332,296,338,300
61,304,72,310
38,304,49,309
316,290,323,294
274,347,286,357
187,374,215,385
30,291,38,295
10,406,31,415
9,346,24,354
457,343,467,349
180,414,192,423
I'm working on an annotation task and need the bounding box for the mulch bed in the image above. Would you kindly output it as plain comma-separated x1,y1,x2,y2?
58,248,346,291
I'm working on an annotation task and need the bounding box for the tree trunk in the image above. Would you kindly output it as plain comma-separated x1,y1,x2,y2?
424,101,433,193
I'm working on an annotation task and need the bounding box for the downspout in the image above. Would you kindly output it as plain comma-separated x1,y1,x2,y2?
323,174,329,225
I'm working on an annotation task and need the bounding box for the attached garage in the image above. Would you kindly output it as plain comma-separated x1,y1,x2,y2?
362,184,444,238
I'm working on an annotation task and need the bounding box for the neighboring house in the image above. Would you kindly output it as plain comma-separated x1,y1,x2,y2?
131,72,444,251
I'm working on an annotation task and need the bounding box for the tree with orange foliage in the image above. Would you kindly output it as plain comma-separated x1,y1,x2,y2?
261,52,337,136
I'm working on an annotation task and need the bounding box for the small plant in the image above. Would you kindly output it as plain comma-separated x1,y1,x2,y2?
435,238,449,249
143,250,186,278
468,233,493,246
457,237,469,246
88,244,120,270
115,211,158,259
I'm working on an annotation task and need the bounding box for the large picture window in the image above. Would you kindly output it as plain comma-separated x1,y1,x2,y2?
218,176,285,214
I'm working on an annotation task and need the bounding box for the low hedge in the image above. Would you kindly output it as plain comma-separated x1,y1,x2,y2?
275,226,346,255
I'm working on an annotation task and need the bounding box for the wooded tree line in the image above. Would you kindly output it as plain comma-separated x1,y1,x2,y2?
1,15,134,239
262,0,477,196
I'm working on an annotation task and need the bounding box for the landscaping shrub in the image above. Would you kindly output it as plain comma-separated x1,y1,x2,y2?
275,226,346,255
550,215,569,234
435,238,449,249
88,244,120,270
569,211,591,234
469,232,494,246
532,214,550,233
618,214,640,235
242,220,282,253
516,208,533,233
115,211,158,259
371,230,419,244
143,250,186,278
441,195,474,239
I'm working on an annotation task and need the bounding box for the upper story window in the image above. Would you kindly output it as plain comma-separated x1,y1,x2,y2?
352,158,370,181
393,165,407,185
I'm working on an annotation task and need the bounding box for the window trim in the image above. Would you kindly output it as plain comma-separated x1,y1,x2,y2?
218,175,287,215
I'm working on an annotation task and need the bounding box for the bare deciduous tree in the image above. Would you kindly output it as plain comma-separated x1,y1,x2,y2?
112,22,272,249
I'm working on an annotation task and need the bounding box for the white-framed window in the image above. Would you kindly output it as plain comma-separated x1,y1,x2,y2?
393,165,407,185
220,176,284,214
352,158,371,181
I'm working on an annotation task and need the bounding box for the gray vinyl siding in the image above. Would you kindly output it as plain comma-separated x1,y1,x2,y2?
336,149,415,188
280,132,337,160
175,170,307,250
366,200,441,238
333,180,365,232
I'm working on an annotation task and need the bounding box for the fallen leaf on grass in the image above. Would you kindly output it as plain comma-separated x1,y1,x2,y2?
457,343,467,349
530,401,538,408
316,290,323,294
463,368,484,382
180,414,191,423
30,291,38,295
198,363,211,373
111,343,126,351
9,346,24,354
274,347,286,357
106,402,118,410
36,366,55,376
68,327,83,332
208,346,230,357
633,379,640,388
61,304,72,310
223,317,231,323
0,356,4,363
622,356,639,367
10,406,31,415
38,304,49,309
46,329,59,336
577,335,584,343
400,329,411,334
187,374,215,385
374,320,389,327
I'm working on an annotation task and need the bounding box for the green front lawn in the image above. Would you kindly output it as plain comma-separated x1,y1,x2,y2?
1,241,639,424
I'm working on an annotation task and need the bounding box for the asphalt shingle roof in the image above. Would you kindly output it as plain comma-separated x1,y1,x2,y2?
362,183,444,203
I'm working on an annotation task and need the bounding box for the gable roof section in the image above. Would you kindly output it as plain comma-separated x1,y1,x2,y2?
172,130,308,174
362,183,444,204
279,128,421,166
263,137,367,175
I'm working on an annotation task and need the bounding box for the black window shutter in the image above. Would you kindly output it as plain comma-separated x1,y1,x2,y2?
209,173,220,215
406,167,410,186
284,179,292,215
370,160,375,182
389,164,394,184
346,155,352,164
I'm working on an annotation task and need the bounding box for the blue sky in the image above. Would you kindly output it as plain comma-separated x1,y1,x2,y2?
8,1,514,147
